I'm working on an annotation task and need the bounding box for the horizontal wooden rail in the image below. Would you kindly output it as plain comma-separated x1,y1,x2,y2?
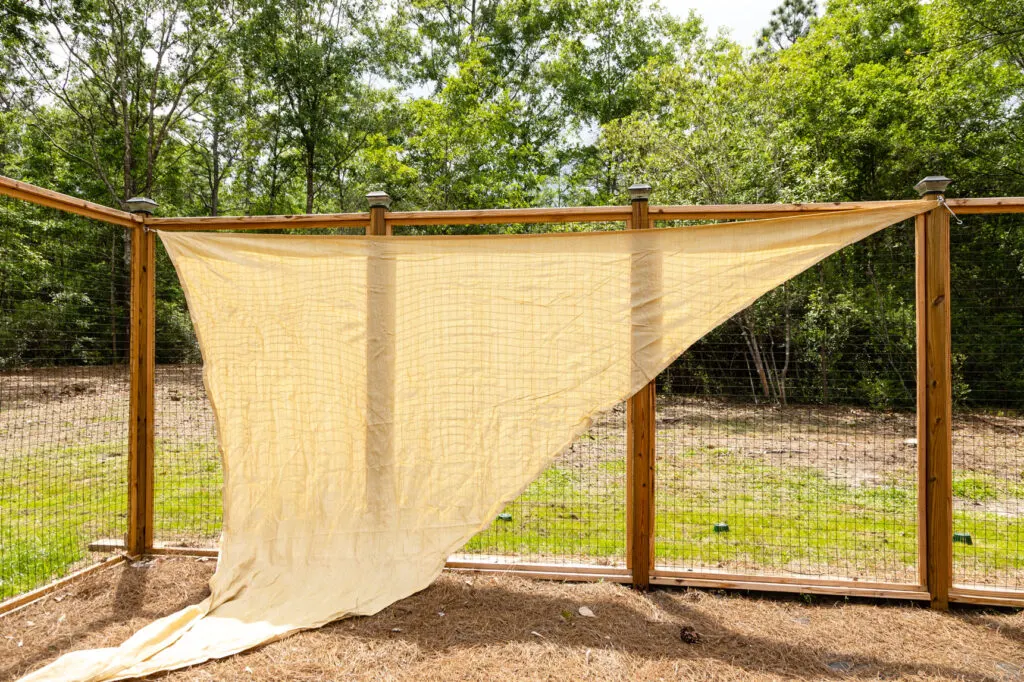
385,205,630,226
0,555,126,617
650,572,930,601
949,586,1024,608
650,202,872,220
0,175,140,228
652,568,926,592
945,197,1024,214
150,213,371,231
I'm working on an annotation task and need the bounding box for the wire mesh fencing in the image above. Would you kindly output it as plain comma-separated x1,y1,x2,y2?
951,215,1024,592
0,196,129,600
653,221,920,583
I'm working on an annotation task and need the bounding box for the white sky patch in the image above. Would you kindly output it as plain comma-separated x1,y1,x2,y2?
659,0,780,47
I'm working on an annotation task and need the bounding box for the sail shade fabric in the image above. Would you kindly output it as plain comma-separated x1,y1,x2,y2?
21,200,932,681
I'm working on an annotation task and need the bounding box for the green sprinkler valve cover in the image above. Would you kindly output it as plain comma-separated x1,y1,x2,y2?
953,531,973,545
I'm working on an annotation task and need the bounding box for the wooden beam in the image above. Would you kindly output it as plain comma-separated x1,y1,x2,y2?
626,184,657,591
88,539,220,557
149,212,371,231
949,586,1024,608
650,573,931,601
448,561,630,577
916,196,953,610
0,175,141,228
0,556,126,617
447,559,630,579
944,197,1024,214
651,568,925,591
127,224,156,556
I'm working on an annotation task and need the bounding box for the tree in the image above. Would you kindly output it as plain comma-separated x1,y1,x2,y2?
244,0,387,214
758,0,816,51
20,0,226,208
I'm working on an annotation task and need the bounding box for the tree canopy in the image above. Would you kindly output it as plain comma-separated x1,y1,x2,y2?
1,0,1023,407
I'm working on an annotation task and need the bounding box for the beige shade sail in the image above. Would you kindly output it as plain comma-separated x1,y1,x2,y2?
20,200,932,681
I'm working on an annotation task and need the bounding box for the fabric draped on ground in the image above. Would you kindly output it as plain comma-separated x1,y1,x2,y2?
20,200,932,681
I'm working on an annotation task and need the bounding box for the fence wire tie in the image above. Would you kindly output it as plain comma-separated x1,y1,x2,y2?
938,196,964,225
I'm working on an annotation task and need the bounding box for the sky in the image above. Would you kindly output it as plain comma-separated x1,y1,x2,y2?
659,0,781,47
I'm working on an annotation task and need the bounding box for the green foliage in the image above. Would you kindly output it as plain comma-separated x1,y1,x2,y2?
1,0,1023,407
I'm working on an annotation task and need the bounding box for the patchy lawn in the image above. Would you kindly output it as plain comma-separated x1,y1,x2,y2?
3,366,1024,601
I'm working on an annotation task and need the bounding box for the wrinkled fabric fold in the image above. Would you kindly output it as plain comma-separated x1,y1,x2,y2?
20,200,932,681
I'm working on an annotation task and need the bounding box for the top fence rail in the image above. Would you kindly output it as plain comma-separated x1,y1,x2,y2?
4,175,1022,231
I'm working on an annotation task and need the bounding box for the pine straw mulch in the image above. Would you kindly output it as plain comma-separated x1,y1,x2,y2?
2,557,1024,681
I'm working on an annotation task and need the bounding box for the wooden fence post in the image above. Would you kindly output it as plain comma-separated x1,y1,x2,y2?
626,183,656,590
915,176,953,609
367,191,391,236
365,191,396,519
126,197,157,556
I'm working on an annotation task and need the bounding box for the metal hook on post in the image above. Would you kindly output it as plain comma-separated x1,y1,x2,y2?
937,196,964,226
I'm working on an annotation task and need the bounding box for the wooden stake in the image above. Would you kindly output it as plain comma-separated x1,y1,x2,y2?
127,205,157,556
915,177,953,610
626,184,656,590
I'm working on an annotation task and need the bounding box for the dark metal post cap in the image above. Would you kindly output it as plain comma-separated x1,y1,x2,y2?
366,191,392,209
125,197,158,214
914,176,952,196
628,183,652,202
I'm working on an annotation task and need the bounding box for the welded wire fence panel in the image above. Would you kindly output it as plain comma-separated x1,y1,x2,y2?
654,222,919,583
951,216,1024,591
0,197,129,600
450,405,627,566
153,236,219,547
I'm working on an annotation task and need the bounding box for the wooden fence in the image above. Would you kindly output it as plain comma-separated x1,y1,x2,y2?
2,174,1024,612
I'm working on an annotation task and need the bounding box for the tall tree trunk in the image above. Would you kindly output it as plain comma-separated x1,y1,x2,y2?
210,126,221,217
740,313,771,400
817,264,830,404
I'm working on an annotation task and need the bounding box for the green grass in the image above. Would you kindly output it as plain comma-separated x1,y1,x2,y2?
4,437,1024,599
464,445,1024,581
0,439,221,599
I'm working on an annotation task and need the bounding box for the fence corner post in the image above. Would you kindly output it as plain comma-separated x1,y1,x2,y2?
126,197,157,557
915,175,953,610
626,183,656,590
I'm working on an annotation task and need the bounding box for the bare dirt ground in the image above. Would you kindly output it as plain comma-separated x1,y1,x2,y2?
3,557,1024,682
5,366,1022,480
